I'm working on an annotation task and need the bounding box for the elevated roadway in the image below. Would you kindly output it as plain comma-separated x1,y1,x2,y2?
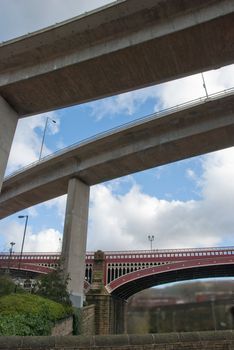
0,0,234,116
1,89,234,219
1,0,234,193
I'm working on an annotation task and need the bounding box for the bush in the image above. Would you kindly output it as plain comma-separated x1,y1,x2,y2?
0,274,17,296
34,263,71,306
0,313,51,336
0,293,73,336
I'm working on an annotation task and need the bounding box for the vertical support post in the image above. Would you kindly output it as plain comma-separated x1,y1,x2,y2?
62,177,90,308
86,251,126,335
0,96,18,192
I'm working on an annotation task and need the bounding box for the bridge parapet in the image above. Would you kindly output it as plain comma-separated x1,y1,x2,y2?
0,330,233,348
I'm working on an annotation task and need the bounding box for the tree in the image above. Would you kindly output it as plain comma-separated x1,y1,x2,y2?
34,263,71,306
0,274,21,296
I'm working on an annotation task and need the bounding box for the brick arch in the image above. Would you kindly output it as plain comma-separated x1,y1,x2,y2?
106,258,234,300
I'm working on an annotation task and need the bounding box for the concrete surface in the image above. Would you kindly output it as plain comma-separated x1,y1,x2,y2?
1,92,234,219
0,0,234,116
0,96,18,193
61,178,90,307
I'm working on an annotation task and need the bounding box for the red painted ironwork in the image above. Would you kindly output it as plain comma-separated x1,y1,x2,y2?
106,256,234,293
0,247,233,293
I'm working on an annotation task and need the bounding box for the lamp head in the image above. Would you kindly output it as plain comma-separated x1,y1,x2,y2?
18,215,28,219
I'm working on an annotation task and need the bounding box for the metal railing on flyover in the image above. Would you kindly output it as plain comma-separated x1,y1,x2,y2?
4,87,234,181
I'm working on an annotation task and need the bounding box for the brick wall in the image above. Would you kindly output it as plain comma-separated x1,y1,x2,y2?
78,304,95,335
51,316,73,336
86,294,126,334
0,330,233,349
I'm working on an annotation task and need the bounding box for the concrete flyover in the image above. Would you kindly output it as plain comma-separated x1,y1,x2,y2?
1,0,234,117
1,0,234,193
1,89,234,219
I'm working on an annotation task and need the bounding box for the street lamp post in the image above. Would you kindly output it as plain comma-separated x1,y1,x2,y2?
39,117,56,160
148,235,154,250
201,73,209,98
7,241,15,272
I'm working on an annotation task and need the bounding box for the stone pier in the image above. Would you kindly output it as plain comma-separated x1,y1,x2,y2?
86,251,126,334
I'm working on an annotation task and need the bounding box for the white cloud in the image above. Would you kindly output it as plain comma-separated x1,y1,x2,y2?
87,185,219,251
200,148,234,232
0,0,114,42
86,147,234,251
89,64,234,120
90,86,159,120
43,195,67,225
159,65,234,109
6,112,59,175
24,228,62,252
186,168,198,182
0,221,62,253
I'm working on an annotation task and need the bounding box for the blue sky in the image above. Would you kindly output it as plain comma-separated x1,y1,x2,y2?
0,0,234,254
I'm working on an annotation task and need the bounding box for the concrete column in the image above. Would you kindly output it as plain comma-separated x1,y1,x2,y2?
0,96,18,192
62,177,90,308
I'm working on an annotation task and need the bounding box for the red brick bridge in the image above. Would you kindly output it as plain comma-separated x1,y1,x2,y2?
1,246,233,299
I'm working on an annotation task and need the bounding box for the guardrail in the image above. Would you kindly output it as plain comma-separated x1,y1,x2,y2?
4,87,234,181
0,247,233,259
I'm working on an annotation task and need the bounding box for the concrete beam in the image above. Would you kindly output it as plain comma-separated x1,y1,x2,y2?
0,96,18,192
0,0,234,116
1,92,234,218
62,178,90,308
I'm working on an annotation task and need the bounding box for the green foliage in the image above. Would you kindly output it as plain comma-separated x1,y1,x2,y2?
0,274,25,296
0,293,72,318
34,262,71,305
0,274,17,296
0,293,73,336
73,308,82,335
0,313,51,336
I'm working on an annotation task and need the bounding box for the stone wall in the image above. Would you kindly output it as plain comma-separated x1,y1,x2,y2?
86,294,126,334
0,330,233,349
78,304,95,335
51,316,73,336
127,299,234,334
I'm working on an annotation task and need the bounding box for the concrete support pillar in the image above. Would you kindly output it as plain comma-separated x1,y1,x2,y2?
0,96,18,192
62,177,90,308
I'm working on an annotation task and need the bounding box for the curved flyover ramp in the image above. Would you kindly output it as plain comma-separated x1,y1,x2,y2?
1,89,234,219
